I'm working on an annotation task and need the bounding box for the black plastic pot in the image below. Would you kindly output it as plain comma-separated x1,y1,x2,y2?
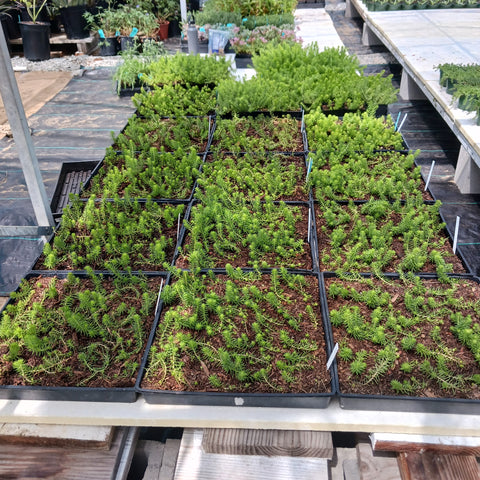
19,21,50,61
60,5,89,39
119,35,135,51
2,8,21,39
99,36,118,56
235,53,253,69
168,18,181,37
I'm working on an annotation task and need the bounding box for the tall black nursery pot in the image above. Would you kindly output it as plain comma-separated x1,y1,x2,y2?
60,5,90,39
19,21,50,61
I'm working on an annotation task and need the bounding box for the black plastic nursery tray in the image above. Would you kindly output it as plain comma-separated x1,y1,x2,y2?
320,272,480,414
0,271,166,403
50,161,99,217
136,269,337,408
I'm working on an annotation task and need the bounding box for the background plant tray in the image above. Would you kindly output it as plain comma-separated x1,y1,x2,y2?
137,269,337,407
320,272,480,414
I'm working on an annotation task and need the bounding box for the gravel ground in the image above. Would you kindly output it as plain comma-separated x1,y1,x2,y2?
10,53,124,73
9,36,183,73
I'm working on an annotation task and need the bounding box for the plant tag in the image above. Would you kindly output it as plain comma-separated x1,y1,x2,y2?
130,27,138,37
177,213,181,245
452,216,460,254
98,29,105,38
154,279,164,318
397,113,408,132
394,111,401,130
326,343,339,371
306,157,313,181
115,30,120,36
424,160,435,191
307,207,311,243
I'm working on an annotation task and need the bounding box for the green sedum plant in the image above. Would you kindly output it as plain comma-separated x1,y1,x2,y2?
0,271,162,387
142,267,329,393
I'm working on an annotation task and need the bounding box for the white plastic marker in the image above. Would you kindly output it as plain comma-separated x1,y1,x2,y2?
326,342,339,371
177,213,181,245
397,113,408,132
452,216,460,254
424,160,435,191
154,279,164,318
307,208,311,243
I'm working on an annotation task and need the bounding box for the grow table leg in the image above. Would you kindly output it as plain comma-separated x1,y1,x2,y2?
345,0,361,18
362,24,382,46
454,145,480,194
399,69,427,101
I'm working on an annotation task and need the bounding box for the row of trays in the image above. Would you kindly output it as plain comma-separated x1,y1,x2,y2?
1,269,479,416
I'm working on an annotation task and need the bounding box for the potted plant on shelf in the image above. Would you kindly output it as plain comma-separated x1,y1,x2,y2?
52,0,93,39
154,0,178,40
83,4,119,55
16,0,51,61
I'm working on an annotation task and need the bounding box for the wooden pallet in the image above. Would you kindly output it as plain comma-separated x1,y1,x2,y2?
9,33,99,55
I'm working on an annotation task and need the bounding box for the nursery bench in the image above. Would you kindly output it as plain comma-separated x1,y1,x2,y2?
346,0,480,194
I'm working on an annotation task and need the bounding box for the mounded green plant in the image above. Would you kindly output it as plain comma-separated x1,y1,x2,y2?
0,271,162,387
142,267,329,394
133,84,217,117
38,197,185,271
327,274,480,399
142,52,233,87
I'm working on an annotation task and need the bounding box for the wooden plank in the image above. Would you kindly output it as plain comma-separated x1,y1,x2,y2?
202,428,333,458
0,423,114,449
356,442,401,480
397,452,480,480
0,426,127,479
174,429,329,480
371,433,480,456
159,438,181,480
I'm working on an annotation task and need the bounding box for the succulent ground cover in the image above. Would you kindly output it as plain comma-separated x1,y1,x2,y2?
115,115,212,153
0,272,163,388
133,85,217,117
141,268,331,394
196,153,309,202
36,198,185,271
316,199,465,275
326,274,480,400
83,147,202,199
176,198,312,270
210,114,304,153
